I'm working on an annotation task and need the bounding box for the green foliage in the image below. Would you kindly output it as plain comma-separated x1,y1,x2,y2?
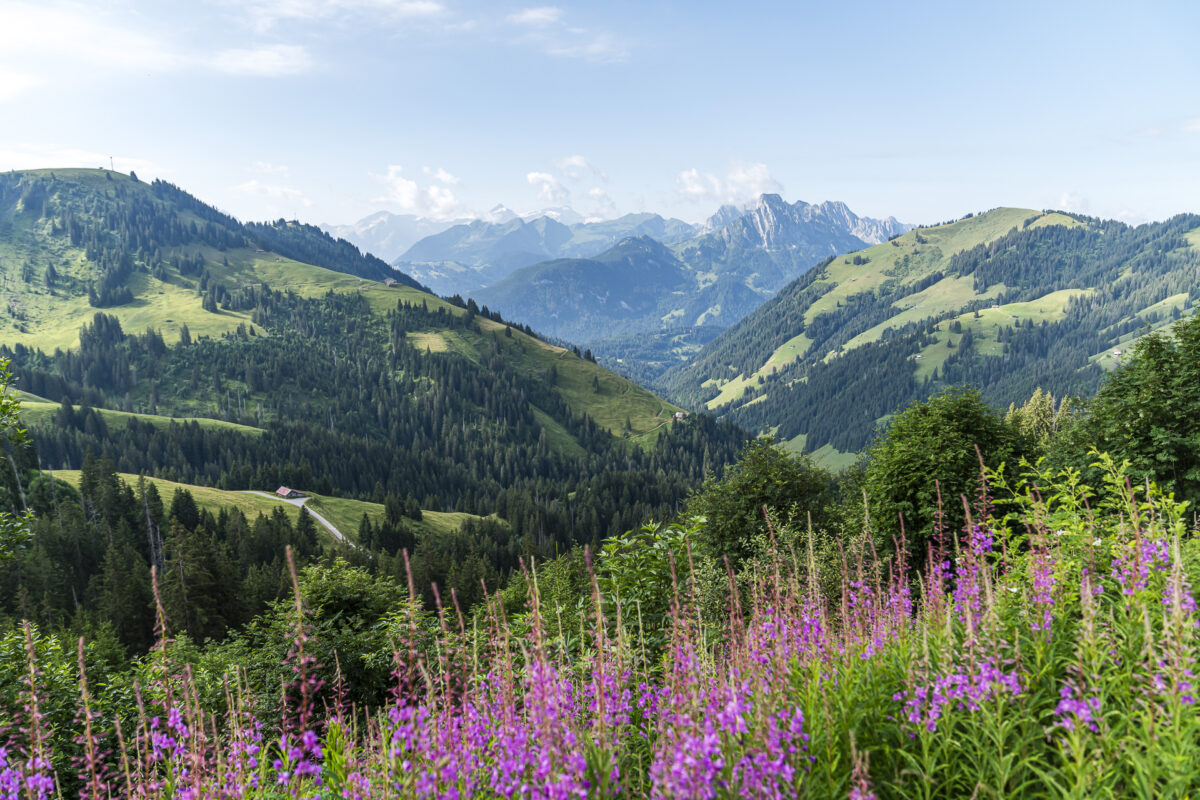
597,520,698,641
1054,312,1200,506
212,559,416,711
686,436,834,568
0,359,33,561
864,387,1026,556
1005,386,1075,452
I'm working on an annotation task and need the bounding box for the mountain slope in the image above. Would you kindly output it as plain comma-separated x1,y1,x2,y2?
468,236,693,343
666,207,1200,461
0,169,425,350
0,167,747,576
472,195,910,372
0,169,687,442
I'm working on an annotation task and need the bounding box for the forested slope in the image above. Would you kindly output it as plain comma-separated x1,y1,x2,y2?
667,208,1200,460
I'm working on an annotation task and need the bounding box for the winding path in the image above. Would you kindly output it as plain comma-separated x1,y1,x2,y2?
239,491,347,543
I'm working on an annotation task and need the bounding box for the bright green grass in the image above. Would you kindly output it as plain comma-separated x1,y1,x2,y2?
703,373,758,410
832,276,1007,359
301,494,494,543
530,407,588,458
803,208,1055,325
705,331,813,410
51,469,304,527
473,316,681,446
808,443,859,471
914,289,1089,380
704,209,1083,411
779,433,857,471
20,400,263,435
49,470,490,544
1088,298,1197,371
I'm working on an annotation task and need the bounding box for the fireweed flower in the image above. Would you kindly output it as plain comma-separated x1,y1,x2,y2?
895,659,1022,733
1110,536,1171,602
1054,685,1100,733
1030,545,1056,634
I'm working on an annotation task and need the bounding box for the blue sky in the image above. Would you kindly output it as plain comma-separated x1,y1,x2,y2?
1,0,1198,227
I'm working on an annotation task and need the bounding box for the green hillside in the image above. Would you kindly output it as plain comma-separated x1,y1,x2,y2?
47,470,489,544
0,168,744,581
667,208,1200,462
0,169,680,444
20,398,264,436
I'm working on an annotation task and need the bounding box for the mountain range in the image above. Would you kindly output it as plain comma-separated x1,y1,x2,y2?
391,211,699,296
664,207,1200,466
469,194,909,376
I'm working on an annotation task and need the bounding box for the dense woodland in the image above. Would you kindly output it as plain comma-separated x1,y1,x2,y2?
0,292,744,654
668,214,1200,453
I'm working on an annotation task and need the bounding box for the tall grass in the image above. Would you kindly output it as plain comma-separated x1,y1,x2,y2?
2,453,1199,798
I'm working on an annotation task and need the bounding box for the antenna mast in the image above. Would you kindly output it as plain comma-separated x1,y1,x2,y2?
109,156,114,171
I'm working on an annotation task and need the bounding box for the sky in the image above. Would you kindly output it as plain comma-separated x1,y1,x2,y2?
1,0,1199,227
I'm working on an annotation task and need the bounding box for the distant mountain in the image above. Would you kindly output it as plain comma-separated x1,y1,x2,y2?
472,195,910,377
395,212,699,296
321,211,467,263
468,236,692,343
665,207,1200,464
702,203,750,232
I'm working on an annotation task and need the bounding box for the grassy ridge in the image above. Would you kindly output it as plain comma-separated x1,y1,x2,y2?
48,471,489,543
0,169,683,450
19,400,264,436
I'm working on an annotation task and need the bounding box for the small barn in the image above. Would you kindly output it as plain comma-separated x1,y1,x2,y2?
276,486,306,499
383,277,397,286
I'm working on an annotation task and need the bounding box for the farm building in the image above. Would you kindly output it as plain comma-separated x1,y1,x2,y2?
276,486,306,499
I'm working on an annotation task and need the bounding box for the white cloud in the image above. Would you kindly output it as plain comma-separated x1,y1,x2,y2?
0,69,41,102
233,0,446,31
0,2,315,84
253,160,292,177
374,164,464,219
505,6,627,62
586,186,617,220
0,2,179,71
545,32,626,62
526,171,569,205
676,161,783,205
725,160,783,199
236,179,312,206
0,142,162,175
1056,192,1090,214
1183,118,1200,134
423,166,460,184
554,154,604,181
213,44,312,76
676,168,724,201
507,6,563,26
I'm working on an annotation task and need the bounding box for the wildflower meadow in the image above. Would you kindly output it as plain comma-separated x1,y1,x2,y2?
1,450,1198,799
